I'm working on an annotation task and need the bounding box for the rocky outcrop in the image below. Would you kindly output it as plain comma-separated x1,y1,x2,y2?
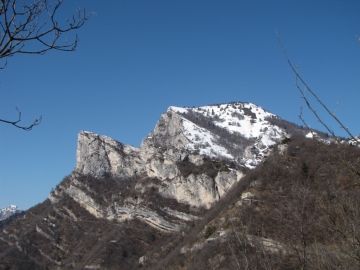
60,103,288,228
49,174,192,232
141,110,190,150
73,130,243,210
159,170,242,208
75,131,145,178
73,107,251,210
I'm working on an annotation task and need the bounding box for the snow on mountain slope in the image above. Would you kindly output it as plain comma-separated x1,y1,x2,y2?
179,115,233,159
169,102,286,167
0,205,22,221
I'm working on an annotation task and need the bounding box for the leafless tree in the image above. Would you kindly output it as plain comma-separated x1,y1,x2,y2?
0,0,91,130
317,189,360,268
276,29,360,177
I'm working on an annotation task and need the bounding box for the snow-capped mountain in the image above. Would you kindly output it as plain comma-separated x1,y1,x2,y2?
0,102,357,269
167,102,286,168
74,101,292,182
0,101,318,269
0,205,22,221
68,101,303,213
0,102,334,269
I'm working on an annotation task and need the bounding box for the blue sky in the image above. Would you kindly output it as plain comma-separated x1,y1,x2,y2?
1,0,360,210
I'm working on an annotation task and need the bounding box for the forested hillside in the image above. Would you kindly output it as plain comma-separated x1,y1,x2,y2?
145,135,360,269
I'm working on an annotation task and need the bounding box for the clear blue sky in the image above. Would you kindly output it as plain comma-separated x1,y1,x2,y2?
1,0,359,210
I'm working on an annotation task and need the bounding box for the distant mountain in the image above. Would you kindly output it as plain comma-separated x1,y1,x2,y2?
0,102,347,269
0,205,22,221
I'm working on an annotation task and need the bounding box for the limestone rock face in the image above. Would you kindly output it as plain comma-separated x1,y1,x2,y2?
69,103,290,222
50,175,187,231
75,131,145,178
141,110,190,150
74,127,241,209
159,170,242,209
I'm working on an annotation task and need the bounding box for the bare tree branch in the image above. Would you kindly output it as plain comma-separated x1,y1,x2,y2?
0,107,41,130
275,29,359,141
0,0,91,130
276,29,360,177
298,108,360,177
0,0,91,59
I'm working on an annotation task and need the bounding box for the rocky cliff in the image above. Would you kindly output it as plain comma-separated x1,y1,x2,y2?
46,102,293,237
71,103,287,212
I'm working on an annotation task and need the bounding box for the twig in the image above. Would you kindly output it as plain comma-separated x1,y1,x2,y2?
0,107,42,130
275,29,358,142
276,29,360,177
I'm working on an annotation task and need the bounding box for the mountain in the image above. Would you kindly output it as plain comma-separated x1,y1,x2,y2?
0,205,22,221
1,102,349,270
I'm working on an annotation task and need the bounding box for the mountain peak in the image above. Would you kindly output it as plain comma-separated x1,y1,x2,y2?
0,205,22,220
164,102,286,167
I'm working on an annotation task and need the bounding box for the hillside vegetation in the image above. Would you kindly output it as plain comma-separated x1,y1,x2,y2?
145,135,360,269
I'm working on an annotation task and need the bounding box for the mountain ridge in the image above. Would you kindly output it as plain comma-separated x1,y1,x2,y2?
0,101,339,269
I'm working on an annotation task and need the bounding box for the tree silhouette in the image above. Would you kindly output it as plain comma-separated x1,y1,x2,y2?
0,0,91,130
